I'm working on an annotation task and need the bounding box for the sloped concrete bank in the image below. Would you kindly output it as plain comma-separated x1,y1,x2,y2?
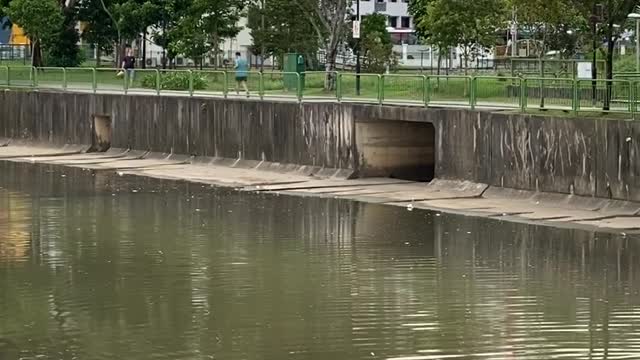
0,89,639,232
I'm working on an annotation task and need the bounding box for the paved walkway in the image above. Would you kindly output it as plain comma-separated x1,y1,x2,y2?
1,144,638,234
5,82,589,112
5,80,634,115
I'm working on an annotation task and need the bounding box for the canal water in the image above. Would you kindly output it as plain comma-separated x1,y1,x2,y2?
1,162,640,360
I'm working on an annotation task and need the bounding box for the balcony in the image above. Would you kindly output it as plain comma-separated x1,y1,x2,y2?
374,2,387,12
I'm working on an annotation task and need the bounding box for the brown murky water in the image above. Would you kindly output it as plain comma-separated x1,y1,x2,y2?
1,162,640,360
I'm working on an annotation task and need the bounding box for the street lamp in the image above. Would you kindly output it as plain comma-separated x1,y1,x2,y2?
628,13,640,72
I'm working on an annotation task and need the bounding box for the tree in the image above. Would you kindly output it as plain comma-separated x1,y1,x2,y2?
416,0,507,75
103,0,159,66
511,0,586,60
572,0,640,110
296,0,351,89
166,0,247,69
78,0,119,66
168,14,210,69
148,0,193,69
6,0,64,67
46,0,84,67
599,0,639,109
247,0,321,70
410,0,457,75
350,13,395,73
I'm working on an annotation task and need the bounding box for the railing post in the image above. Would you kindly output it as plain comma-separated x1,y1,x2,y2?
92,68,97,94
336,72,342,102
627,80,637,119
188,70,194,96
155,69,161,95
223,71,228,99
520,78,527,113
259,72,265,100
33,67,38,88
30,66,36,88
378,74,384,105
425,75,431,107
2,66,8,87
572,78,579,115
296,73,302,103
124,69,128,95
62,68,67,91
7,66,11,87
470,76,476,110
422,75,428,107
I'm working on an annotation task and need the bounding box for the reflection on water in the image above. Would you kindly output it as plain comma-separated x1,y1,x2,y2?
1,162,640,360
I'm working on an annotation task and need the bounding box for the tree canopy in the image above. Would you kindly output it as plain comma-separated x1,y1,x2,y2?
6,0,64,66
510,0,586,58
247,0,320,69
351,13,395,73
413,0,508,72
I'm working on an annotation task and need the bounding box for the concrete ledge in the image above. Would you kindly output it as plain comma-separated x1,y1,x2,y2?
0,142,355,180
2,143,639,233
483,187,640,216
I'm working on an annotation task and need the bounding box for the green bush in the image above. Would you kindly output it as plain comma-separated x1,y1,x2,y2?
140,71,207,91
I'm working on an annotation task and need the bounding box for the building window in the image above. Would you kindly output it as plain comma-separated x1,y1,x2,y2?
376,0,385,2
389,16,398,28
401,16,411,28
390,0,397,2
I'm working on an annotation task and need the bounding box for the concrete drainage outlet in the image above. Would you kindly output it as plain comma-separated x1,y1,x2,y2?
355,120,435,182
92,114,112,152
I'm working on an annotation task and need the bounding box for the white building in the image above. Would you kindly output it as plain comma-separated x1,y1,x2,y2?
355,0,414,40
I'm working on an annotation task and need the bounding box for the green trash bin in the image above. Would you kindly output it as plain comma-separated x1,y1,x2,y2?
284,53,305,92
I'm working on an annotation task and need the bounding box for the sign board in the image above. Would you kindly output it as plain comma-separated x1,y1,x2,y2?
353,20,361,39
577,62,593,79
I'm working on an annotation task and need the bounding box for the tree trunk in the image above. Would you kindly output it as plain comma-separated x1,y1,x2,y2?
96,51,101,67
115,39,125,69
464,48,469,76
142,28,147,69
212,33,220,70
323,35,340,91
604,31,616,111
465,50,471,97
539,34,546,109
161,21,167,69
31,40,43,67
324,48,337,91
591,14,598,106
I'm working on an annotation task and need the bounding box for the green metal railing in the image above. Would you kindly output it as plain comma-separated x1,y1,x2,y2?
427,75,472,108
340,73,381,103
2,66,640,117
381,74,426,105
473,76,522,109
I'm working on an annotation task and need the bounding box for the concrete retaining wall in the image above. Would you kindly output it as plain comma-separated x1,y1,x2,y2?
1,90,638,202
435,109,640,202
0,91,355,175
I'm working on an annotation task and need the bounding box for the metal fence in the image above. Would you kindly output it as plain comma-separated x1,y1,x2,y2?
510,59,608,79
1,66,639,117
